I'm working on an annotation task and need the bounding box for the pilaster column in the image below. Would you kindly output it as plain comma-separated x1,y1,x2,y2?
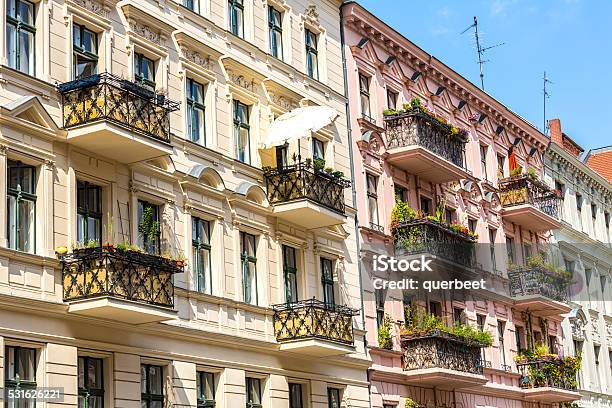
46,343,78,408
0,146,8,247
172,361,196,408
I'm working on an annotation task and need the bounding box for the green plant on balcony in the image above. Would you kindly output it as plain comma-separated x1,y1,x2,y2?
526,167,539,180
525,254,572,279
390,198,418,229
402,305,493,347
313,157,326,172
510,166,523,177
515,344,581,389
377,314,393,350
404,397,422,408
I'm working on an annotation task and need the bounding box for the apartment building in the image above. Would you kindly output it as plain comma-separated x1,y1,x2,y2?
545,119,612,408
0,0,371,407
342,2,580,407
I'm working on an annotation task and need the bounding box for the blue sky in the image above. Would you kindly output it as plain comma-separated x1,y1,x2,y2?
357,0,611,150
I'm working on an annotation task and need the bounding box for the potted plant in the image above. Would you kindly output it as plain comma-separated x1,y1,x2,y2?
377,314,393,350
138,206,159,254
313,157,325,172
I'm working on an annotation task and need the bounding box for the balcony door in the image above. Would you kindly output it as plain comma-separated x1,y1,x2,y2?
283,245,298,303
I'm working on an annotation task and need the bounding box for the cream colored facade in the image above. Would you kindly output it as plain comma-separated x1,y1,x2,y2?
0,0,370,407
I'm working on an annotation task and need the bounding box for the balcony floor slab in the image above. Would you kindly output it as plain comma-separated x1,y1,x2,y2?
522,387,581,403
272,199,346,229
67,296,177,324
278,338,355,357
386,146,469,184
501,204,561,232
512,296,571,316
403,368,488,389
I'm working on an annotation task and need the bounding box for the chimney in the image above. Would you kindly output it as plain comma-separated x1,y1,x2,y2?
549,118,562,146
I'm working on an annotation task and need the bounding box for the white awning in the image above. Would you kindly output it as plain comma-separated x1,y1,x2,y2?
259,106,338,149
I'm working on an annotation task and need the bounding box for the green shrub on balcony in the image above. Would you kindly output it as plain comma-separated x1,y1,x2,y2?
377,314,393,350
515,343,581,390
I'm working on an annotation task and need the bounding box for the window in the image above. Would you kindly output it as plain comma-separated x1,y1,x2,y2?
506,237,514,264
359,73,371,120
327,388,340,408
585,268,592,288
73,23,97,79
573,339,583,357
134,52,155,90
5,346,37,408
268,6,282,59
240,232,257,305
516,326,525,351
592,203,598,232
394,186,406,203
321,257,335,305
77,181,102,246
141,365,163,408
444,208,455,225
429,301,441,317
576,193,583,230
6,0,35,75
366,174,379,228
383,405,395,408
420,196,432,215
489,229,497,270
498,320,506,366
197,372,215,408
234,100,250,164
245,378,261,408
137,200,160,254
283,245,298,303
548,335,558,355
468,219,477,234
605,211,610,229
192,218,212,294
601,275,607,295
7,160,36,253
288,383,303,408
305,29,318,80
78,357,103,408
374,288,385,329
312,138,325,161
594,344,601,384
187,78,206,144
555,180,565,199
275,145,288,169
453,307,464,324
228,0,244,37
480,145,488,181
183,0,199,13
476,314,487,364
497,154,505,179
386,89,398,109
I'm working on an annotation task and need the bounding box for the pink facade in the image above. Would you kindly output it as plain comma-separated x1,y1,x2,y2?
342,2,578,408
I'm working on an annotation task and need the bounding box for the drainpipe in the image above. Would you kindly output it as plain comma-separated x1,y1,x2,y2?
340,4,372,408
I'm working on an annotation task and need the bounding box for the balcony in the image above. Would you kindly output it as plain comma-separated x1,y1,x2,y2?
393,219,476,269
264,163,350,229
400,331,487,388
517,359,580,403
58,73,179,163
508,266,571,316
272,299,357,356
384,110,469,183
59,247,181,324
498,175,561,232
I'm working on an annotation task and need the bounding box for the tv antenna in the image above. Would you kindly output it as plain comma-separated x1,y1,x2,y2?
461,16,505,90
543,71,553,135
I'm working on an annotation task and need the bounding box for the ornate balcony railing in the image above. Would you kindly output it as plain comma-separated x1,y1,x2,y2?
401,331,484,374
517,359,577,390
384,109,466,168
272,299,358,345
264,163,350,214
508,266,569,303
58,73,180,142
59,247,182,308
498,175,560,219
393,219,476,267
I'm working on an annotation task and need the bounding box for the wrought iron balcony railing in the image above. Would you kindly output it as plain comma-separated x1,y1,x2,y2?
393,219,476,267
264,163,350,215
517,359,577,390
272,299,358,345
498,175,560,219
401,331,484,374
384,109,466,168
59,247,182,308
508,266,570,303
58,73,180,142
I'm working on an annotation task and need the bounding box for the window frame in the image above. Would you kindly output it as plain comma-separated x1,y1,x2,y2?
141,364,164,408
134,52,156,90
366,173,379,228
186,78,206,145
374,288,385,329
288,383,303,408
7,160,36,253
245,377,262,408
386,89,398,110
72,23,98,80
183,0,200,14
305,28,318,80
282,244,298,303
6,0,36,75
78,356,104,408
268,6,283,60
321,257,335,305
480,144,488,181
228,0,244,38
76,180,102,246
5,345,37,407
312,138,325,161
192,217,212,294
137,200,161,255
327,388,340,408
196,371,215,408
233,100,251,164
240,231,258,305
358,73,371,121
